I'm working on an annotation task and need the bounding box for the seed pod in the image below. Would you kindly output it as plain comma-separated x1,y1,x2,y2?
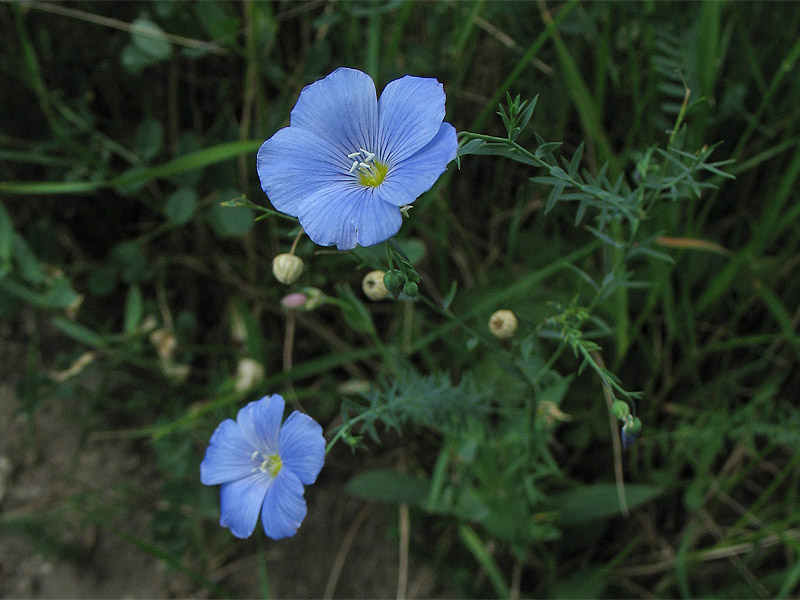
488,309,518,339
362,270,389,301
272,253,304,284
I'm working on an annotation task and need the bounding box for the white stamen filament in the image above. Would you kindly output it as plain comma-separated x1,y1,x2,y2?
346,148,384,181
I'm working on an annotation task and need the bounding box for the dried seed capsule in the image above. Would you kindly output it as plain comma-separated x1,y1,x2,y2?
488,309,518,339
362,270,389,301
272,253,304,284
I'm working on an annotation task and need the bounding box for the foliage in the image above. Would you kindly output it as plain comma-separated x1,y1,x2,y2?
2,1,800,598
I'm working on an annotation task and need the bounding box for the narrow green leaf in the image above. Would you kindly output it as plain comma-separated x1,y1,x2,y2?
458,525,511,599
0,140,263,195
124,284,143,334
50,316,107,348
0,201,14,265
545,180,565,213
554,483,663,524
442,280,458,310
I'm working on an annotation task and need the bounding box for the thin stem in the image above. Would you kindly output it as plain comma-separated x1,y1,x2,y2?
593,351,628,517
289,229,303,255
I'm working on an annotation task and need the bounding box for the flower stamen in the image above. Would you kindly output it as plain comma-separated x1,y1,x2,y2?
251,450,283,477
346,148,388,187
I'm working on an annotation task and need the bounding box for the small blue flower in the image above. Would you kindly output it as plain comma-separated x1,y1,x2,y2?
200,394,325,539
257,67,458,250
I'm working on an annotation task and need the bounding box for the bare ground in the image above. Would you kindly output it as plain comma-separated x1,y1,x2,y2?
0,316,443,598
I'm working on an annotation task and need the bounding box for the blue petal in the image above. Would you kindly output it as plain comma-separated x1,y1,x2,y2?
279,411,325,485
377,76,446,164
200,419,257,485
257,127,352,217
377,123,458,207
219,473,272,538
236,394,285,453
298,186,402,250
261,468,307,540
290,67,378,155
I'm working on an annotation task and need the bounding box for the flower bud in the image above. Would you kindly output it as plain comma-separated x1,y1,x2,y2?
621,417,642,449
362,270,389,301
272,253,303,284
302,287,325,310
402,281,418,297
626,416,642,435
489,309,518,339
611,400,630,420
383,269,404,293
281,292,308,309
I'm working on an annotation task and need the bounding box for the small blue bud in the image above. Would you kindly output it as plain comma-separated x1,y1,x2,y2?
621,417,642,449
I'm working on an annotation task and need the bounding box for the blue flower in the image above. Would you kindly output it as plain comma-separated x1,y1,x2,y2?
200,394,325,539
257,67,458,250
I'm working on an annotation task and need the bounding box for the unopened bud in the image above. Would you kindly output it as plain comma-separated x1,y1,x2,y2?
489,309,518,339
272,253,303,284
402,281,418,297
362,270,389,301
302,287,325,310
621,417,642,450
281,292,308,309
611,400,630,420
383,269,404,293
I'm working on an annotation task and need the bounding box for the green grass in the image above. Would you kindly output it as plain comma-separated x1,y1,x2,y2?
2,1,800,597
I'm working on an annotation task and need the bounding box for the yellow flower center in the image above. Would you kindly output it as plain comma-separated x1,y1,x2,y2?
348,148,388,188
255,452,282,477
359,160,388,187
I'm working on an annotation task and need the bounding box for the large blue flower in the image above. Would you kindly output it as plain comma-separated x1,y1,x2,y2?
200,394,325,539
257,67,458,250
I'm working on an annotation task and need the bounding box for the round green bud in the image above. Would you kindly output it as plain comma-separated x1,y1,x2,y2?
383,269,404,293
407,271,421,284
611,400,630,420
402,281,419,297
